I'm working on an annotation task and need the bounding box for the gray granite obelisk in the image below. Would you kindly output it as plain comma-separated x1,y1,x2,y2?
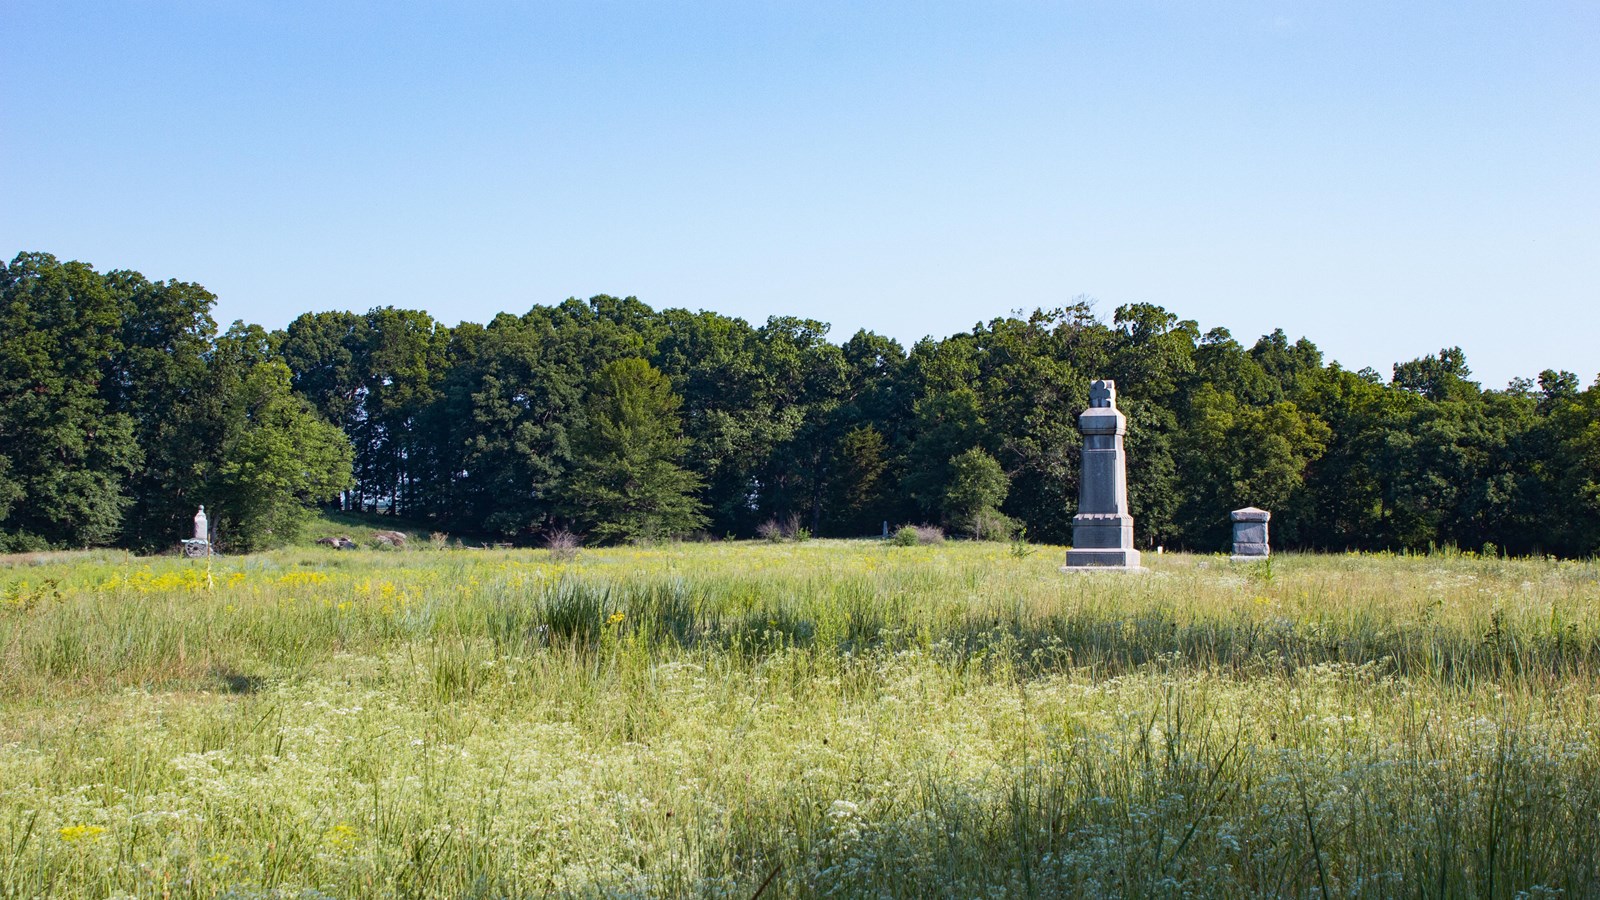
1063,380,1143,570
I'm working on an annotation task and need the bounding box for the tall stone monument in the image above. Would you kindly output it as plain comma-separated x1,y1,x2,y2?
1063,380,1142,570
1230,507,1270,561
193,506,209,543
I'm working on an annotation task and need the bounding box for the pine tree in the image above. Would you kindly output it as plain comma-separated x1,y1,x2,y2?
563,358,706,543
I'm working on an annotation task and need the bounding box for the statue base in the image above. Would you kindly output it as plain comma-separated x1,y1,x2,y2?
1065,513,1141,569
1062,547,1144,570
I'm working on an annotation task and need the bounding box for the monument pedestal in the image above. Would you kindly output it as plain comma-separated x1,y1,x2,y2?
1229,507,1271,562
1064,512,1142,568
1063,549,1143,569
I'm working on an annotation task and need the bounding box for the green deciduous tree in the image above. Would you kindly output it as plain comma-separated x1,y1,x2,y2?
102,269,221,549
279,310,369,434
209,346,354,551
750,316,849,531
420,300,640,536
0,253,140,549
1393,347,1478,403
943,447,1010,538
279,307,450,515
1107,304,1198,546
651,309,774,535
1382,389,1537,553
1289,365,1411,549
1541,377,1600,554
901,387,985,518
1177,386,1331,549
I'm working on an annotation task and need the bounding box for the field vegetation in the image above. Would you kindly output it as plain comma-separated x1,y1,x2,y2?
2,541,1599,897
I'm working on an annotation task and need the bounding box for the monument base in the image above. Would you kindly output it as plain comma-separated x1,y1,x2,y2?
1230,540,1269,562
1071,513,1134,550
1062,547,1143,570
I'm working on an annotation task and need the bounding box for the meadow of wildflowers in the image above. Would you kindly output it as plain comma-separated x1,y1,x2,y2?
1,541,1598,897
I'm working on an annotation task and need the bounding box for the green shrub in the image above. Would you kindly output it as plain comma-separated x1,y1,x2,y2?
891,524,944,546
970,509,1018,541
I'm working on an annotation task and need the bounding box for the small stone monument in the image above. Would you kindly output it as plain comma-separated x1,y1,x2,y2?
1063,380,1143,570
1230,507,1270,561
183,506,212,558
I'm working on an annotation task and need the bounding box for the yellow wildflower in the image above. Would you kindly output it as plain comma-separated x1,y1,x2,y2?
58,824,106,842
323,822,358,849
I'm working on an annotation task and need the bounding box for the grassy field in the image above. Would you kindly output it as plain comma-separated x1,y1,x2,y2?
2,540,1598,898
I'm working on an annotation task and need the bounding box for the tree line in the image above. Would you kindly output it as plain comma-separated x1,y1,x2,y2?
3,250,1597,556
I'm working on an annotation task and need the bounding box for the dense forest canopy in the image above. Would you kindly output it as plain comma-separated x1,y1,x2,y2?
3,250,1597,555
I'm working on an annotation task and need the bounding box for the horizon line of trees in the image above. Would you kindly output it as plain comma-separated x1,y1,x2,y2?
3,250,1598,556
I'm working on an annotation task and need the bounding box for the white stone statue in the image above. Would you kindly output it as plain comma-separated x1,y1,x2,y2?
193,506,209,543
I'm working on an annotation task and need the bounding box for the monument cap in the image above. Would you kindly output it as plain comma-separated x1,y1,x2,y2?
1088,380,1117,408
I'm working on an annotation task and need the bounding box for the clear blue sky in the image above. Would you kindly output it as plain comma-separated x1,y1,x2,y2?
4,1,1596,388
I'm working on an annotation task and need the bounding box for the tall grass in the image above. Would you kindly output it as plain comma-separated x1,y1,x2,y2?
1,542,1597,897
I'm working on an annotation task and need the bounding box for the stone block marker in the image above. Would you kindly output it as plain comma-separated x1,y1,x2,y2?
1063,380,1144,571
1230,507,1271,561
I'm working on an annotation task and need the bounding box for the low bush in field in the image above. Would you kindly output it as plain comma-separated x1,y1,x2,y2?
544,527,580,561
757,514,810,543
889,525,919,546
968,508,1018,541
890,524,944,546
